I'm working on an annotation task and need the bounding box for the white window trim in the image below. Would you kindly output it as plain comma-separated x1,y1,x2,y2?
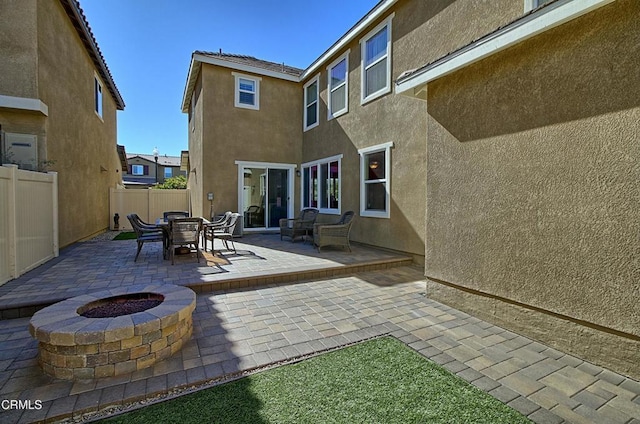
326,50,350,120
359,141,393,218
234,160,296,226
232,72,261,110
301,154,343,215
94,73,104,120
360,13,394,105
131,164,144,176
303,74,320,131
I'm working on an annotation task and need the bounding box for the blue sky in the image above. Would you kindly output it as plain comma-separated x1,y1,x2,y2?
80,1,380,158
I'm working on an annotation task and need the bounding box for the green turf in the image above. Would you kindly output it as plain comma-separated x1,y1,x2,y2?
112,231,137,240
100,337,531,423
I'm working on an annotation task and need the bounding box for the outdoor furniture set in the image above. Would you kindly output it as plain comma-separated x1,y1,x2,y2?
127,207,355,264
279,208,355,252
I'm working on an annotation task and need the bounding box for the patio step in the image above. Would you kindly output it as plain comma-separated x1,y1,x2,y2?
185,256,416,294
0,256,415,320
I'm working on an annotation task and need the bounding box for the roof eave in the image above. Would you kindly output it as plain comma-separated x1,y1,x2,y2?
396,0,617,98
181,53,301,113
60,0,125,110
301,0,398,81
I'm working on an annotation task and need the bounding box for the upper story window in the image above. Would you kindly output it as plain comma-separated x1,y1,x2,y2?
302,154,342,214
359,142,393,218
360,14,394,104
327,51,349,120
94,75,103,118
233,72,261,110
131,164,145,176
304,75,320,131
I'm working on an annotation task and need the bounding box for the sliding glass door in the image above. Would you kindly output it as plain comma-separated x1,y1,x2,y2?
236,162,295,231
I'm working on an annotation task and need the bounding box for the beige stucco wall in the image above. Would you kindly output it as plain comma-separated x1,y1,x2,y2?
0,0,38,99
424,0,640,378
36,0,122,246
187,73,204,217
196,64,302,219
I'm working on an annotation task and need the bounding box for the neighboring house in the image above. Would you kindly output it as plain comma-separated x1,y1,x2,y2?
0,0,125,247
181,0,638,379
123,153,187,187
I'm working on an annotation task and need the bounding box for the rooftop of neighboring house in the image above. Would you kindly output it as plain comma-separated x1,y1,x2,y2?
127,153,181,167
61,0,125,109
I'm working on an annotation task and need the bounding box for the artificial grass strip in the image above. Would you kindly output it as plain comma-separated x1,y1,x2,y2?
101,337,531,424
112,231,137,240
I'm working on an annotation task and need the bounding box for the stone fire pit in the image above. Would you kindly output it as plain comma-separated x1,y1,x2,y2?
29,284,196,380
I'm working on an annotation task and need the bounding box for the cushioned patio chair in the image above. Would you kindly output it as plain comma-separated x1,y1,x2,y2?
168,217,203,265
279,208,319,242
127,214,164,262
313,211,355,252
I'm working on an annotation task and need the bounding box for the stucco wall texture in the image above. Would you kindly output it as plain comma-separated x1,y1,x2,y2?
0,0,38,98
424,0,639,376
194,65,302,219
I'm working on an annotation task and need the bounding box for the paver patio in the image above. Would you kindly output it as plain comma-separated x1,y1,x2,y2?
0,234,638,423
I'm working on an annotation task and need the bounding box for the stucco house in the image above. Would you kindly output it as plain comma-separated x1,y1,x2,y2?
0,0,125,247
181,0,638,379
123,153,187,187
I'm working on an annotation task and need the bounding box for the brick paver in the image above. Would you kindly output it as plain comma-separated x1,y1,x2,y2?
0,235,637,423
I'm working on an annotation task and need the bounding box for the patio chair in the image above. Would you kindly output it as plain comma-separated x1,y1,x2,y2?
127,214,164,262
163,211,190,220
203,211,232,251
211,213,241,253
129,213,160,230
168,217,203,265
279,208,319,242
313,211,355,252
245,205,264,227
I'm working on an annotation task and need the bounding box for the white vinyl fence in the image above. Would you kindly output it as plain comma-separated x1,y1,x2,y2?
0,165,58,285
109,188,190,230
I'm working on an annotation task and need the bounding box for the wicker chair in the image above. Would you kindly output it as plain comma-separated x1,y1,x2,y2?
279,208,319,242
127,214,163,262
313,211,355,252
168,217,203,265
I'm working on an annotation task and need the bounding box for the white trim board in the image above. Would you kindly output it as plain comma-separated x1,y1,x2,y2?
396,0,616,97
0,95,49,116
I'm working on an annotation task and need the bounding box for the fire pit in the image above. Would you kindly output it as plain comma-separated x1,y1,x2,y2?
29,284,195,380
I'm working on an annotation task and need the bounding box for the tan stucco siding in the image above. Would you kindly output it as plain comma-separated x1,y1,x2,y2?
37,0,122,246
199,65,302,218
188,73,204,216
0,0,38,98
425,0,640,339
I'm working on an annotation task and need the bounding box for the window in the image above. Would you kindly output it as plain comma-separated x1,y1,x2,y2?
94,75,103,118
131,164,145,176
164,168,172,179
360,15,394,104
301,154,342,214
304,75,320,131
233,72,261,110
327,51,349,119
359,142,393,218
